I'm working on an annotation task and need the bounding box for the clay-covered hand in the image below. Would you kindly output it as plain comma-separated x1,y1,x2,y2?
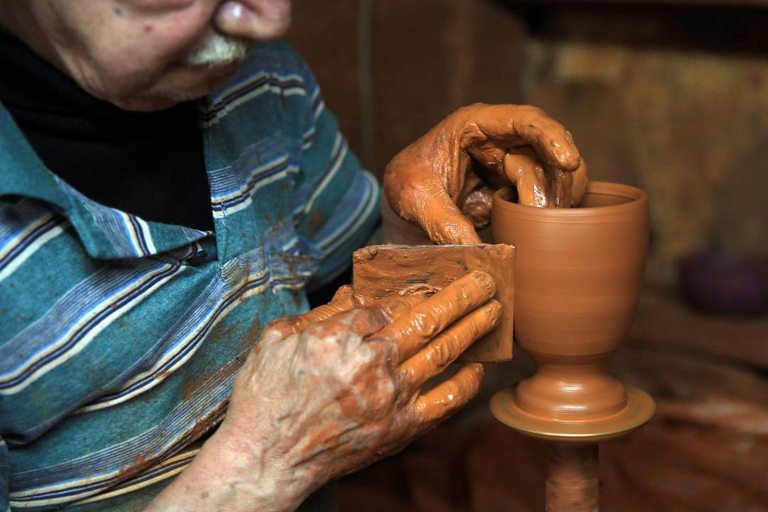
216,271,500,511
383,103,589,245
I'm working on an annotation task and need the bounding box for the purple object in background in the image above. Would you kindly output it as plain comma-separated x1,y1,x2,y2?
678,250,768,316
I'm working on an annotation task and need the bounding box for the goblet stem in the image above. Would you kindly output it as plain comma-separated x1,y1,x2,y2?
545,443,599,512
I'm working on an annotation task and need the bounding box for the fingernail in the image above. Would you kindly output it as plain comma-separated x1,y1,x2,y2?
471,271,495,291
486,301,503,324
471,270,489,282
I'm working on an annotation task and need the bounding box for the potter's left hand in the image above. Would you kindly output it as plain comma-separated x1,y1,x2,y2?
383,103,589,245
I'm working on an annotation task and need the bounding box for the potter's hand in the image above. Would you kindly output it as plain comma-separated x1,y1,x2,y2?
226,271,499,505
149,272,500,512
383,103,589,245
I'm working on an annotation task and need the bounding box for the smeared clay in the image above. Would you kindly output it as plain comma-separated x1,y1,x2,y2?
383,103,588,245
351,243,515,362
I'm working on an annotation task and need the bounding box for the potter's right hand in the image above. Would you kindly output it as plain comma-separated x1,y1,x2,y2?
383,103,588,245
149,271,500,512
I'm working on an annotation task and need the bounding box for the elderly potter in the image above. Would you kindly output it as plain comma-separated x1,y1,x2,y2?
0,1,585,510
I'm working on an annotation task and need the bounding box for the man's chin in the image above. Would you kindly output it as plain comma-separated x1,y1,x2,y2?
109,62,241,112
110,96,191,112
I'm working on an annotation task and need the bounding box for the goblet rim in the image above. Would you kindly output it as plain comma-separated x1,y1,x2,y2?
492,181,648,221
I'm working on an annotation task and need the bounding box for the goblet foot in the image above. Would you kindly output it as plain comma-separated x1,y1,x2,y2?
490,384,655,443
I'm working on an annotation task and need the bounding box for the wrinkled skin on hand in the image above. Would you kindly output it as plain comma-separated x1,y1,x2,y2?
220,271,501,508
384,103,589,245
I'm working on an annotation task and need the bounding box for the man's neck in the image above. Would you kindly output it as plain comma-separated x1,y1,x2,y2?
0,34,215,233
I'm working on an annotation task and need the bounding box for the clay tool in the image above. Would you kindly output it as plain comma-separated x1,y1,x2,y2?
351,243,515,363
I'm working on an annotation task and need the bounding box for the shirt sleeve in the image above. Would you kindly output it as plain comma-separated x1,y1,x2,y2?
1,438,9,512
291,58,381,288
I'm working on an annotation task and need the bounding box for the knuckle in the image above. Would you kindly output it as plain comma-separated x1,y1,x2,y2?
380,379,397,406
465,319,483,343
460,365,484,390
521,105,547,118
466,102,487,111
305,325,347,355
392,171,420,195
367,337,398,368
452,284,471,308
261,320,290,341
360,367,397,410
303,322,324,339
411,311,439,338
365,307,391,332
427,340,456,369
387,342,401,367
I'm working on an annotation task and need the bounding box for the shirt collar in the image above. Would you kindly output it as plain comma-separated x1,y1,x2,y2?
0,104,211,260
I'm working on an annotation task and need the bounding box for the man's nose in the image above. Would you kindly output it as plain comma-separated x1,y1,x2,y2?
213,0,291,41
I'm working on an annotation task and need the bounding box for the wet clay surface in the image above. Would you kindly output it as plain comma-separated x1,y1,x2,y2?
351,244,515,362
545,444,599,512
491,182,653,435
383,103,587,245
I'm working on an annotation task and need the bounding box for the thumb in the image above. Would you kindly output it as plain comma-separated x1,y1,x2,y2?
419,191,482,245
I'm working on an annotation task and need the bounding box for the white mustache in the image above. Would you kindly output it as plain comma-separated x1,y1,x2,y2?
184,34,251,66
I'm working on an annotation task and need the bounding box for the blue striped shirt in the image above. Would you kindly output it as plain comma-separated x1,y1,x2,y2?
0,40,380,511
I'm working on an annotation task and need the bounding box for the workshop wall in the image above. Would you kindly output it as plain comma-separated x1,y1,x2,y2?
288,0,527,179
517,4,768,286
288,1,768,288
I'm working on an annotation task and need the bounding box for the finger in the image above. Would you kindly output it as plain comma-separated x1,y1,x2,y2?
504,147,570,208
466,104,581,173
261,316,304,340
290,295,431,345
409,188,482,246
307,306,392,341
459,186,494,229
424,196,482,245
552,169,572,207
412,363,484,424
330,285,357,307
369,294,430,324
266,286,359,337
298,295,356,325
503,148,552,208
568,158,589,207
372,271,496,365
399,301,501,391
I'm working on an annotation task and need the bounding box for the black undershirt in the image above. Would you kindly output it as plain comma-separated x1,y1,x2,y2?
0,34,214,232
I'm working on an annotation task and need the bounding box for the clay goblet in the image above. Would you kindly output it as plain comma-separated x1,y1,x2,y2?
490,182,655,442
